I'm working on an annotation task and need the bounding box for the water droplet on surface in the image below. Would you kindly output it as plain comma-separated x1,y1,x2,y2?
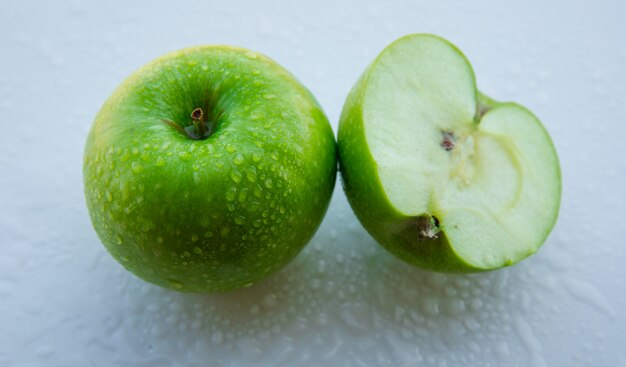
428,273,447,288
156,156,165,166
470,298,483,311
262,294,278,308
444,299,466,316
264,179,273,188
252,152,262,162
233,154,244,165
211,330,223,344
421,297,439,317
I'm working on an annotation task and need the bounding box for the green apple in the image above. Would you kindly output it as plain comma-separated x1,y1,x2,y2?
84,46,336,292
338,34,561,272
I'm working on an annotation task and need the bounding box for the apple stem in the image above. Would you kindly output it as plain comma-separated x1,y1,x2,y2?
417,215,440,240
191,108,207,138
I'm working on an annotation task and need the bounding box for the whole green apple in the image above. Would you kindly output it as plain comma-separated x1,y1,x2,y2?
338,34,561,272
84,46,336,292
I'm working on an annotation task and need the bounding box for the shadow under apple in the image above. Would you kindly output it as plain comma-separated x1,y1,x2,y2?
93,192,559,366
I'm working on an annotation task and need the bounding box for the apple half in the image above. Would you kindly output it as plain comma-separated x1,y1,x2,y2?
338,34,561,272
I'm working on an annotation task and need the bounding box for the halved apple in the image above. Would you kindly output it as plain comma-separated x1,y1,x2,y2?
338,34,561,272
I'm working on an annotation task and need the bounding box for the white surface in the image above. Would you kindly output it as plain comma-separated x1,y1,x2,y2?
1,1,625,366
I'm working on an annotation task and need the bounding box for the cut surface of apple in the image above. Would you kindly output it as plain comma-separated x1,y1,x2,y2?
338,34,561,272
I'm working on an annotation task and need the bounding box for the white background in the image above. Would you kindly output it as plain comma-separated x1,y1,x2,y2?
1,1,625,366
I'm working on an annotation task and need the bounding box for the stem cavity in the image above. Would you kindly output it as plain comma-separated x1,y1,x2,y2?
416,215,440,240
163,107,215,140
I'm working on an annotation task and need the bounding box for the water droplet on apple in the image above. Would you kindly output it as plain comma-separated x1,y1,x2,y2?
115,235,123,245
252,152,262,162
264,179,273,188
230,171,242,183
246,168,257,182
167,279,184,289
155,156,165,166
233,154,244,165
225,144,236,153
220,227,231,238
238,188,248,202
226,187,237,201
131,162,143,173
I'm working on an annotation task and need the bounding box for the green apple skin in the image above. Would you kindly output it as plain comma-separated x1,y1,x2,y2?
84,46,336,292
338,34,561,272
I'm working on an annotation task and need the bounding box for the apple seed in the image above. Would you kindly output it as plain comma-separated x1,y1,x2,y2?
440,131,455,151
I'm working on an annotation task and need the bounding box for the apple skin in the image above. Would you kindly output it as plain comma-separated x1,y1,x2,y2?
84,46,336,292
337,34,561,272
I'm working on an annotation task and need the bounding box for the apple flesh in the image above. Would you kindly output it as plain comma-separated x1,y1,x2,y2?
84,46,336,292
338,34,561,272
